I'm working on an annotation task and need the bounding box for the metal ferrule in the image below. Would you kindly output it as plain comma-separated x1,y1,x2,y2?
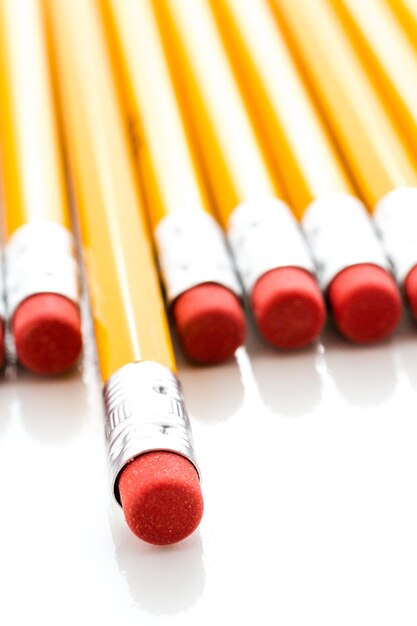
302,192,390,290
103,360,200,506
5,220,79,318
374,187,417,284
227,196,315,293
155,208,242,303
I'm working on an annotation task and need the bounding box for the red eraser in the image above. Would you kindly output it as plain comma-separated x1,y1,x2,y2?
173,283,245,364
13,293,82,375
405,264,417,320
0,319,4,369
328,263,402,343
251,267,326,349
119,451,204,545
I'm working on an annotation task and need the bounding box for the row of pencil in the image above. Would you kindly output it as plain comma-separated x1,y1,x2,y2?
0,0,417,546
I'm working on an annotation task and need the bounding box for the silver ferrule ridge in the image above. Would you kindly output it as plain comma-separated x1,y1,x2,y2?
374,187,417,284
6,220,79,318
103,360,200,506
302,192,390,290
155,208,242,303
227,196,315,293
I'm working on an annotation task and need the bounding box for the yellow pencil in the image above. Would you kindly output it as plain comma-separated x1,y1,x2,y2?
154,0,326,350
211,0,401,344
0,0,81,375
46,0,203,545
331,0,417,148
275,0,417,321
389,0,417,44
100,0,245,366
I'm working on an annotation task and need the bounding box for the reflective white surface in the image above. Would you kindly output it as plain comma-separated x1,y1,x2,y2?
1,312,417,625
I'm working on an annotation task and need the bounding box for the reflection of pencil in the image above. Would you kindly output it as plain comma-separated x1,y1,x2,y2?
275,0,417,324
212,0,401,344
101,0,245,365
332,0,417,319
0,0,81,375
155,0,325,350
47,0,203,545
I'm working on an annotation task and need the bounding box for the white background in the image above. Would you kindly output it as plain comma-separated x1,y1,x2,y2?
1,308,417,625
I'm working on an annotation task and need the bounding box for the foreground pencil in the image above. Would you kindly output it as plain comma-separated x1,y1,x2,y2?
212,0,401,344
101,0,245,365
155,0,325,350
275,0,417,322
46,0,203,545
0,0,81,374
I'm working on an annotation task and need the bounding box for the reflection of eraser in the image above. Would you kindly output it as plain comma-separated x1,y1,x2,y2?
119,451,204,545
251,267,326,348
13,293,82,374
328,264,402,343
173,283,245,364
405,265,417,320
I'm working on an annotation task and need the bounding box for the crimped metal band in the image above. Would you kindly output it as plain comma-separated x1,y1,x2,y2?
303,192,390,290
374,187,417,284
103,360,200,506
155,209,242,303
227,197,315,293
6,220,79,317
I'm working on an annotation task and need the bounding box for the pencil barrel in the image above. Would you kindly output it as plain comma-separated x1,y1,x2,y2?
155,209,241,303
227,197,314,293
302,193,390,289
5,220,79,318
374,188,417,284
103,360,200,506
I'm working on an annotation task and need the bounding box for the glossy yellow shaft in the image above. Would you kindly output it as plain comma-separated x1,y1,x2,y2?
154,0,281,228
46,0,175,381
333,0,417,157
211,0,353,220
0,0,70,236
100,0,213,228
389,0,417,43
275,0,417,210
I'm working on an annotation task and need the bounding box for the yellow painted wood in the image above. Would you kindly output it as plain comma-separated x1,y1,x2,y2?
46,0,175,381
211,0,354,220
275,0,417,210
155,0,282,229
0,0,70,236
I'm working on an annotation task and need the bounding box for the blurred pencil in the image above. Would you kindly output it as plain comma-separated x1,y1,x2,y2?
101,0,245,365
155,0,326,350
0,0,81,374
275,0,417,321
211,0,401,344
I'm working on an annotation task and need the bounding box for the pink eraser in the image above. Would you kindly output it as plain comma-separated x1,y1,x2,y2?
119,451,204,545
251,267,326,348
405,264,417,320
0,318,4,368
13,293,82,374
173,283,245,364
328,263,402,343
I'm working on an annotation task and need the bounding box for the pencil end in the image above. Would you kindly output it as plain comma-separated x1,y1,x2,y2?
13,293,82,374
251,267,325,349
405,265,417,321
173,284,245,364
119,451,204,545
328,264,402,343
